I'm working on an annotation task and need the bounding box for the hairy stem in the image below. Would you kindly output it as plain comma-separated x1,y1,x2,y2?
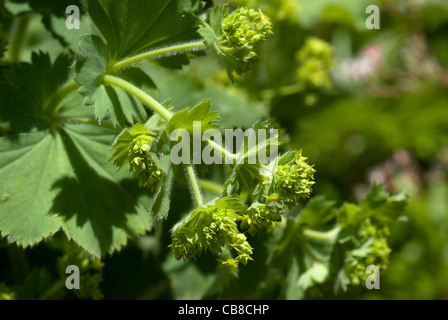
8,14,30,63
238,137,277,163
199,179,224,195
302,226,340,243
186,164,203,206
207,139,236,162
111,40,207,71
103,75,173,121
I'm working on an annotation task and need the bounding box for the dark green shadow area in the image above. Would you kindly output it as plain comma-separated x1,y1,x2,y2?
49,129,150,256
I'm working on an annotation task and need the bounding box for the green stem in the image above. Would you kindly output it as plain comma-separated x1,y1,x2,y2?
199,179,224,195
186,164,203,206
103,75,173,121
46,80,79,116
8,14,30,63
207,139,236,162
261,83,304,99
302,226,340,243
238,137,277,163
111,40,207,71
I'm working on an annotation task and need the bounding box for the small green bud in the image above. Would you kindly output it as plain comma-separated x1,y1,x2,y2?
131,157,163,191
296,37,335,89
129,135,163,191
132,136,152,154
170,198,252,268
275,150,315,206
110,124,163,192
221,258,239,268
240,202,282,236
222,7,272,48
198,5,273,79
219,7,273,74
345,219,391,285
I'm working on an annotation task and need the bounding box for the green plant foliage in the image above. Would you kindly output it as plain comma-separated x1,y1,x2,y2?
1,0,446,301
73,34,150,126
81,0,201,60
275,150,316,206
166,99,220,136
199,4,273,79
296,37,334,89
0,52,153,257
171,197,252,268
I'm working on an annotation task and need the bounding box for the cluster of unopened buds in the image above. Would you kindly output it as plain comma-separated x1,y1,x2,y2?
345,219,391,285
109,6,318,271
170,149,315,269
129,135,163,191
296,37,335,89
109,124,164,192
199,5,273,77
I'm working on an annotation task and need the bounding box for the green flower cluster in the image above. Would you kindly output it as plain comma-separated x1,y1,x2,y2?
170,198,253,268
199,5,273,78
219,7,272,74
129,135,163,191
222,7,273,48
275,150,316,207
171,146,316,270
296,37,335,89
109,123,163,191
240,202,282,236
345,219,391,285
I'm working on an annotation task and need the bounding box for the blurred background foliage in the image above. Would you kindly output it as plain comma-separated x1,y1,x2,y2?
1,0,447,299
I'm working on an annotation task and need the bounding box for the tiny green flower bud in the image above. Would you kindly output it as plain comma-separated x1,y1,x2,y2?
296,37,335,89
198,5,273,79
221,258,239,268
110,124,162,191
222,7,272,47
170,197,251,268
275,150,316,206
345,219,391,285
240,202,282,236
219,7,273,74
